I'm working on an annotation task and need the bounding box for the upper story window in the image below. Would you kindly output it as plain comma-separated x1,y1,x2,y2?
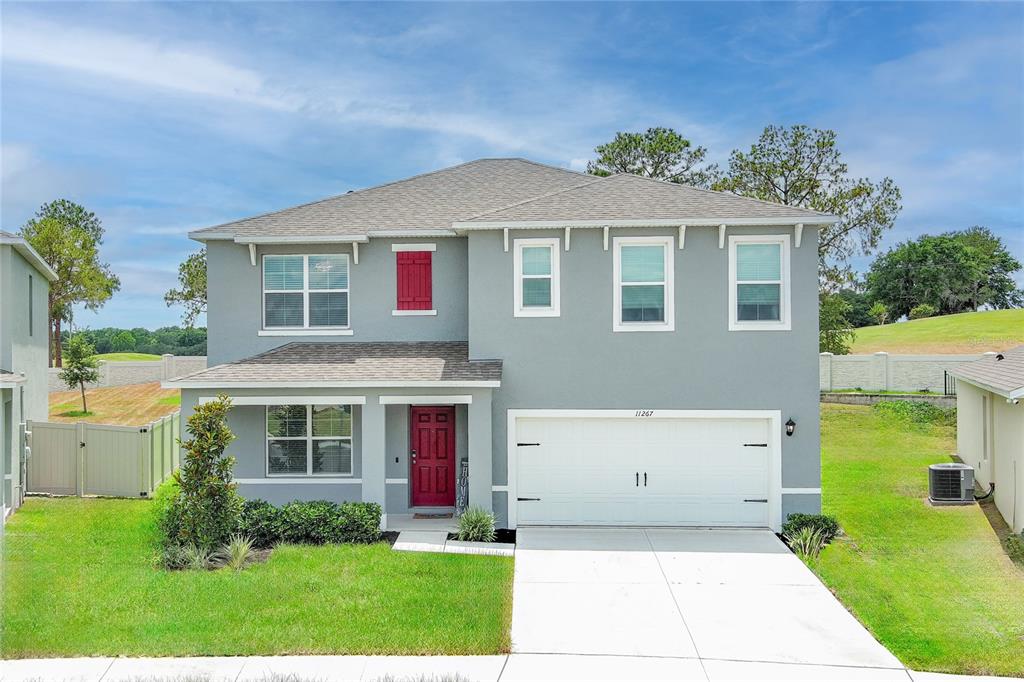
263,254,349,329
513,237,560,317
266,404,353,476
728,234,791,331
613,235,674,332
393,244,436,316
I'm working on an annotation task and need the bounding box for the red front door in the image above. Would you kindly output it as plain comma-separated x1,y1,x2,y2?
410,406,456,507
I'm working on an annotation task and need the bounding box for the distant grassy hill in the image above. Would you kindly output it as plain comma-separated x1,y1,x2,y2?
850,309,1024,354
92,352,162,362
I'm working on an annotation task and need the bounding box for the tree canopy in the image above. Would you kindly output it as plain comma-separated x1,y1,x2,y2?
713,125,902,289
20,200,120,366
164,248,207,327
587,127,719,188
866,226,1023,319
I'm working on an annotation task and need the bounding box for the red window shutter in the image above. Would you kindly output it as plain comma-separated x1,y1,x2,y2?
396,251,433,310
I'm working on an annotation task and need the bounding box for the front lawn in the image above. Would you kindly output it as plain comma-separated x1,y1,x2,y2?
93,352,163,362
814,404,1024,676
2,498,513,658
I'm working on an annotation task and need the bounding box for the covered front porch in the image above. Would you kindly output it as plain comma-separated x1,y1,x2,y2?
166,342,502,530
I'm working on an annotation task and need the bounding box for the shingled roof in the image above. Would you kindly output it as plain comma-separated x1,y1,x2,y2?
190,159,587,240
167,342,502,387
951,345,1024,400
456,173,830,226
190,158,835,242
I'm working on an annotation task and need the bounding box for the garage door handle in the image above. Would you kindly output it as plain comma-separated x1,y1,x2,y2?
744,498,768,503
517,497,541,502
635,472,639,487
517,442,541,447
644,472,647,487
744,443,768,447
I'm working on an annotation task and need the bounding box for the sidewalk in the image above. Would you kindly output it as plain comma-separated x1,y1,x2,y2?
3,655,1018,682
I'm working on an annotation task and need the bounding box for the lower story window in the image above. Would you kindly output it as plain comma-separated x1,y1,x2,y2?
267,404,353,476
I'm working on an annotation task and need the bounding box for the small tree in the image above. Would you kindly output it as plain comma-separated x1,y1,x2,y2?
909,303,937,320
868,301,888,326
164,248,207,327
819,293,856,355
171,396,241,551
59,334,99,413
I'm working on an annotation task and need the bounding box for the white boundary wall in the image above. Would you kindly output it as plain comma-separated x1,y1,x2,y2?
819,351,993,393
48,355,206,392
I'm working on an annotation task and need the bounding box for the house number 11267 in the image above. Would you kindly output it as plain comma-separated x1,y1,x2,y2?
635,410,655,417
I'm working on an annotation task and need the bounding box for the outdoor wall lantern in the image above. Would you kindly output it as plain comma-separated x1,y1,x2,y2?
785,418,796,437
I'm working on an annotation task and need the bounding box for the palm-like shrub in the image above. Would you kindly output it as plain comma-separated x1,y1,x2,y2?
786,526,827,559
457,507,496,542
213,535,257,571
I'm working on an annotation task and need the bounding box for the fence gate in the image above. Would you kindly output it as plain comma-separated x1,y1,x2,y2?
26,413,180,498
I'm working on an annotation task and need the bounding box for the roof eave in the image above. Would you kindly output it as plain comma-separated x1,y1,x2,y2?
0,236,59,281
949,372,1024,400
452,216,837,230
163,379,502,389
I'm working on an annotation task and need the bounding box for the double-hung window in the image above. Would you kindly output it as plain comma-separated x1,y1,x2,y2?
263,254,349,330
729,234,791,331
266,404,353,476
513,238,560,317
613,235,674,332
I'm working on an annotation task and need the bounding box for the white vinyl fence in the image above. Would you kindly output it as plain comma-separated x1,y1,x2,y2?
48,355,206,392
26,412,180,498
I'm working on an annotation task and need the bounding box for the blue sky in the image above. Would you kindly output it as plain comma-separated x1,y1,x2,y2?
2,1,1022,329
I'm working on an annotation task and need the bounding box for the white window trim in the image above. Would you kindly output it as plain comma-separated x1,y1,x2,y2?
262,254,351,332
728,234,792,332
612,235,675,332
391,243,437,252
513,238,560,318
265,404,354,477
391,309,438,317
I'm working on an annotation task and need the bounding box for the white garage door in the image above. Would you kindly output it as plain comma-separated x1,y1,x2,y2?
514,413,775,527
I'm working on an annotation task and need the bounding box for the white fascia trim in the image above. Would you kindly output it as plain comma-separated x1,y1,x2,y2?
188,231,234,241
379,395,473,405
166,380,501,389
513,237,561,318
198,395,367,406
0,378,27,388
258,329,354,336
391,243,437,252
386,478,408,485
372,230,456,238
948,374,1024,401
612,235,674,333
235,235,369,244
237,478,362,484
491,485,509,492
782,487,822,495
0,237,59,281
453,216,836,230
391,310,437,316
728,234,792,332
505,408,782,532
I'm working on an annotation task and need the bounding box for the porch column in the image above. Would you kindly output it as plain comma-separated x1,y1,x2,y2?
467,391,493,511
361,398,387,526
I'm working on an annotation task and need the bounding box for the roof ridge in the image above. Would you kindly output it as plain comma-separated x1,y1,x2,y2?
459,175,608,221
606,173,833,218
193,158,583,235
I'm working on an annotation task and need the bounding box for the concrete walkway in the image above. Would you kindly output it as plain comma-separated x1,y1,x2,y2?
2,655,1016,681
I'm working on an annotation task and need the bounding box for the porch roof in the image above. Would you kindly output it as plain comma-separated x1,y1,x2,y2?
164,342,502,389
950,345,1024,400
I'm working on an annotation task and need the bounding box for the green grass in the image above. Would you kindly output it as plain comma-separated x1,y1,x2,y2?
812,404,1024,676
92,352,162,362
2,498,513,658
157,394,181,406
850,308,1024,354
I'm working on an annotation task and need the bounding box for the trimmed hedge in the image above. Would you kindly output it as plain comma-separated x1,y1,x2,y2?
238,499,382,548
782,513,841,543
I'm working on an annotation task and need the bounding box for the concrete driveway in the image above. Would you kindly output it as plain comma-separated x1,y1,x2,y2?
510,527,907,680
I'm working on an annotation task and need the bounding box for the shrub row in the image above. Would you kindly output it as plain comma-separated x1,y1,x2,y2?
872,400,955,426
782,513,841,543
238,499,382,548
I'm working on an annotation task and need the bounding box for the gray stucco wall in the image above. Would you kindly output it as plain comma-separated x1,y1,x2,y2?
206,238,468,365
466,226,822,524
1,244,49,423
179,387,489,515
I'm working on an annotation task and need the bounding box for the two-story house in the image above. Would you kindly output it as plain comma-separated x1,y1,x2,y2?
166,159,835,531
1,231,56,517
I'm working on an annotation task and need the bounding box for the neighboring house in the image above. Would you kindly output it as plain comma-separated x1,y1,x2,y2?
952,346,1024,533
165,159,836,530
0,231,57,517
